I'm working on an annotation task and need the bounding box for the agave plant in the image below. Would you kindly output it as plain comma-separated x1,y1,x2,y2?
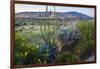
38,42,57,63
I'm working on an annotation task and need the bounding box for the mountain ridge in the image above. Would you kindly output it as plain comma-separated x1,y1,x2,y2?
15,11,93,19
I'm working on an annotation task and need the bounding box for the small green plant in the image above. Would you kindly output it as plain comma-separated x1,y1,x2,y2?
56,52,80,63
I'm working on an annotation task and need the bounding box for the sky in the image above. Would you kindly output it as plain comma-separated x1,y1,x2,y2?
15,4,95,17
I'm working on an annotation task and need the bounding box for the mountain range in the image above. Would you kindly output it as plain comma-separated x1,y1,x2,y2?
15,11,93,20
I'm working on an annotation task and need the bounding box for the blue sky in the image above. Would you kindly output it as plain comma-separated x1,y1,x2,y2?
15,4,95,17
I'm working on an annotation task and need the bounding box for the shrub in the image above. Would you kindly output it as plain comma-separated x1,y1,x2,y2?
75,20,95,61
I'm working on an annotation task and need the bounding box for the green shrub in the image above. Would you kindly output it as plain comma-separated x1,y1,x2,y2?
75,20,95,60
56,52,80,63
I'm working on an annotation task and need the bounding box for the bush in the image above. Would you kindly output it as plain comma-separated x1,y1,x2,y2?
56,25,80,52
56,52,80,63
15,33,41,65
75,20,95,60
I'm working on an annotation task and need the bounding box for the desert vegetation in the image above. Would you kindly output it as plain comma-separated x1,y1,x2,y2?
14,5,95,65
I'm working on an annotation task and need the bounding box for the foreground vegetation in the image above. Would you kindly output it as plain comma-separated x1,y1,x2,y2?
14,19,95,65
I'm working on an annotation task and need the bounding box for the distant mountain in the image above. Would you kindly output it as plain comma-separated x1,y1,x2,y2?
65,11,92,19
15,11,93,20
